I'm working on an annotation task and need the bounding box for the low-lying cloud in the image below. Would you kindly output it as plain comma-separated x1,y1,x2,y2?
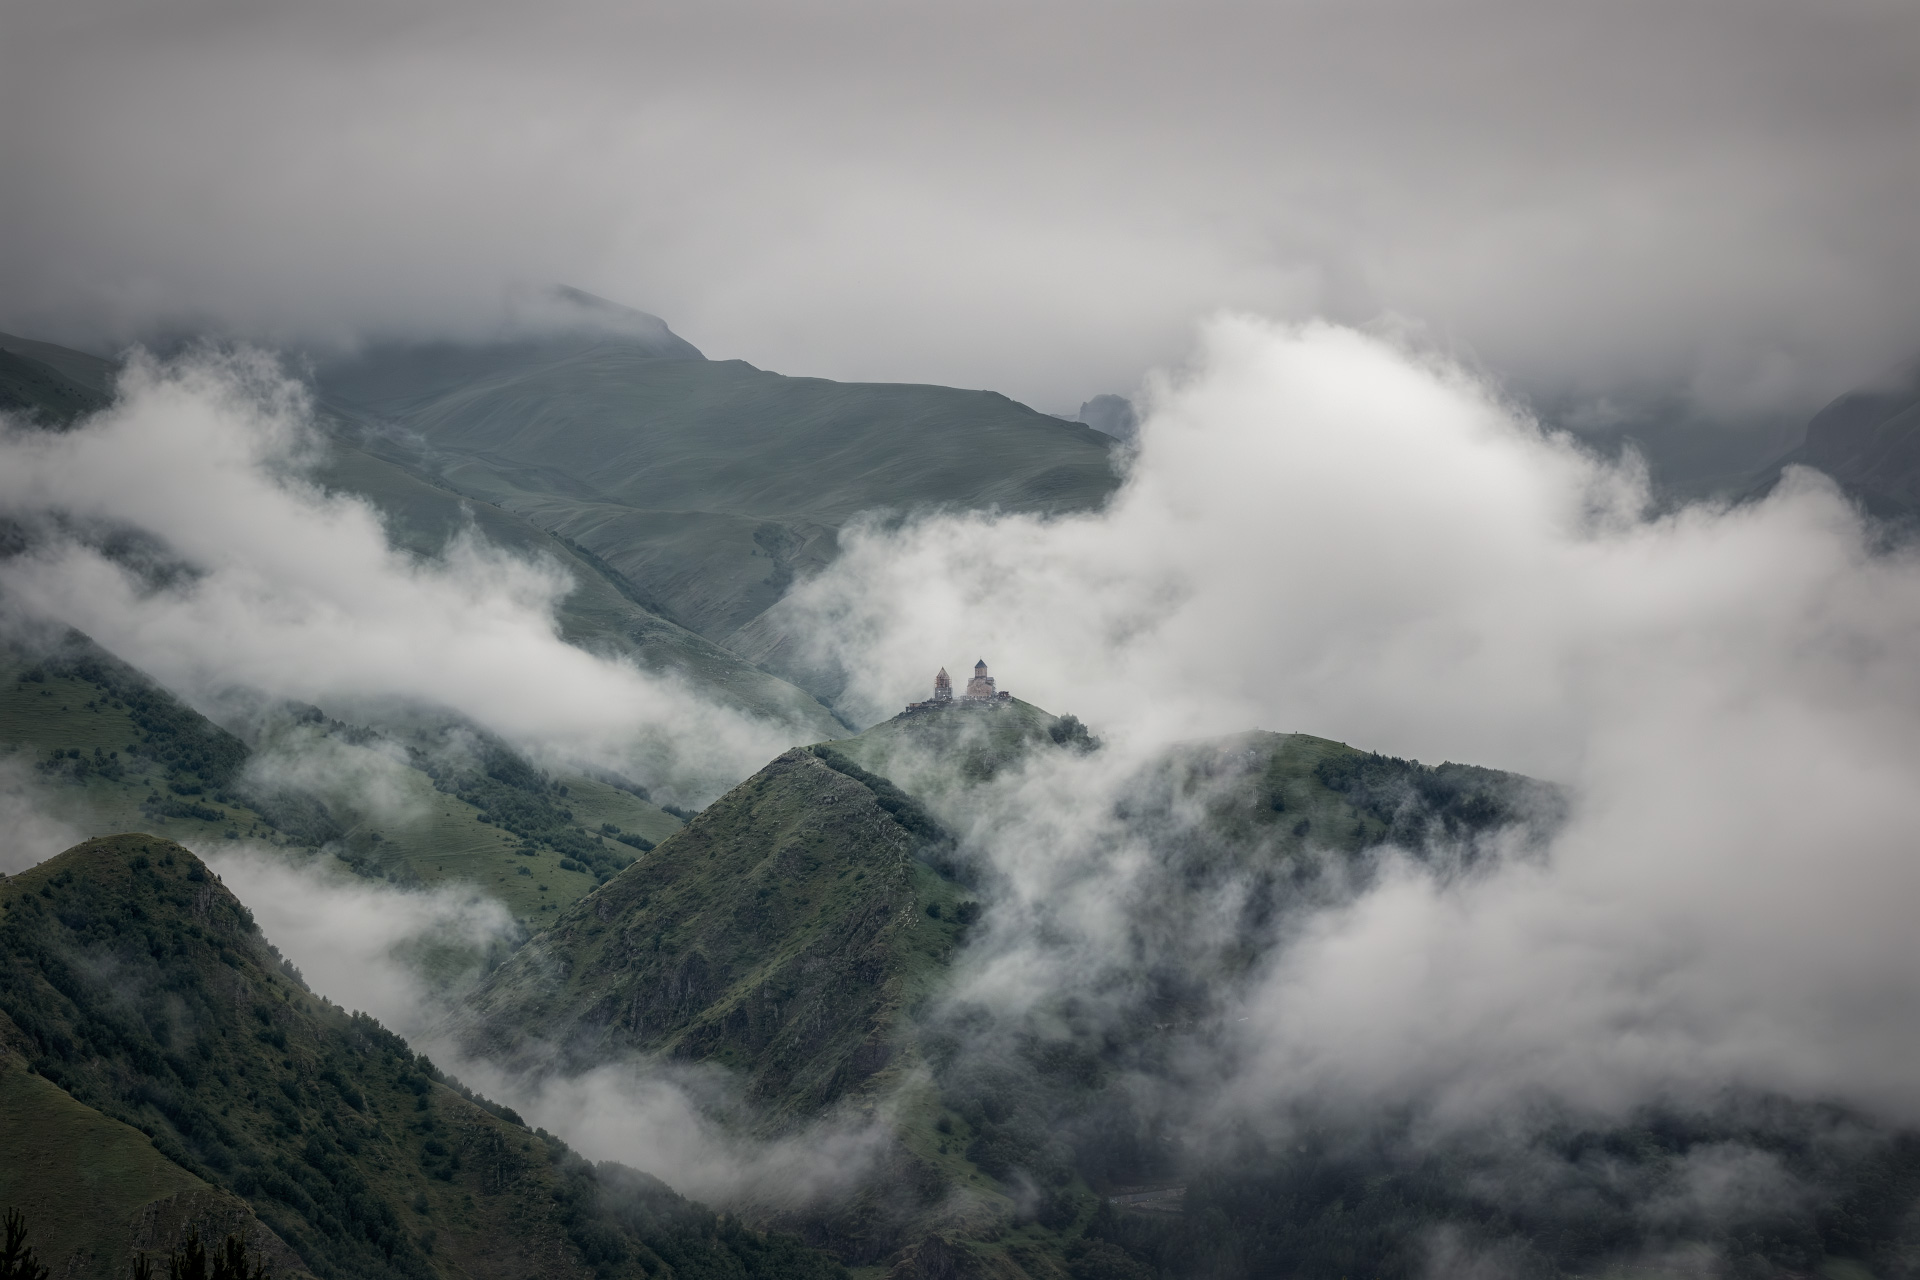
201,840,890,1210
201,843,516,1035
0,755,86,874
779,316,1920,1128
0,349,804,797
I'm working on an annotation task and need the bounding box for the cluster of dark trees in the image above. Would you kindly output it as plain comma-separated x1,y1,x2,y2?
1312,750,1562,850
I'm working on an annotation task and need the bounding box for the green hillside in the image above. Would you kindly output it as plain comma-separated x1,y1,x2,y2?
0,638,294,850
0,834,847,1280
314,307,1119,679
0,1012,314,1280
450,740,1010,1267
0,632,686,930
0,328,847,743
451,746,961,1115
449,702,1563,1275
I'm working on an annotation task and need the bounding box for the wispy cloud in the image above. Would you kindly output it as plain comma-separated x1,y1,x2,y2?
782,316,1920,1129
0,349,804,797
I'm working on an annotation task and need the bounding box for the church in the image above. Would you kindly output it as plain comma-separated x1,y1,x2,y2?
904,659,1013,713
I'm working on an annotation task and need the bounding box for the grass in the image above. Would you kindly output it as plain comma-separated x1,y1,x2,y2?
0,656,280,847
457,748,958,1109
0,1048,238,1280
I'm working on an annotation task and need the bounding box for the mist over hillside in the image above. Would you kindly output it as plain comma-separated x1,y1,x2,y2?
2,3,1918,1270
6,309,1920,1276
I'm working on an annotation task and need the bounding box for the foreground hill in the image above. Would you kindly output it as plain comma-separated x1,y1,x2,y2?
0,1020,313,1280
0,834,846,1280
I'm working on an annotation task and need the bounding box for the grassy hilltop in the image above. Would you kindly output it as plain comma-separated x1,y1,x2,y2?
450,700,1561,1275
0,834,847,1280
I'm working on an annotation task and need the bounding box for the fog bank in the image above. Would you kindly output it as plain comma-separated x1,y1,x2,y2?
782,317,1920,1127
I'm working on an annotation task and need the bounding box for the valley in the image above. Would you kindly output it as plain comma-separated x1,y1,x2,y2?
3,317,1920,1279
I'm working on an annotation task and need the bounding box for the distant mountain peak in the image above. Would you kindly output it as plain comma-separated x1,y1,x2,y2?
503,283,705,359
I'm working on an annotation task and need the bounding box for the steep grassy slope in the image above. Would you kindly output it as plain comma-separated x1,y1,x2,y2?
316,325,1118,667
0,1010,314,1280
0,331,116,427
0,834,847,1280
0,332,118,394
0,346,111,426
453,747,968,1118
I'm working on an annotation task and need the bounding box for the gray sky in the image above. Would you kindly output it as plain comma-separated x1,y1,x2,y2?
2,0,1916,417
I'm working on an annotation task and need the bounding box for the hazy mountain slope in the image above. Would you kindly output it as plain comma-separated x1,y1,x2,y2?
313,439,845,740
0,332,118,394
316,327,1118,657
0,325,844,743
1752,365,1920,518
0,834,847,1280
1723,360,1920,520
0,345,111,426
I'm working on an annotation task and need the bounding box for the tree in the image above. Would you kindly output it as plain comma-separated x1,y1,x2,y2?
0,1209,50,1280
165,1230,206,1280
211,1234,271,1280
145,1230,268,1280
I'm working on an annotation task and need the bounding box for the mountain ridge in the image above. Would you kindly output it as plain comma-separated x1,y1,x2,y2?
0,833,849,1280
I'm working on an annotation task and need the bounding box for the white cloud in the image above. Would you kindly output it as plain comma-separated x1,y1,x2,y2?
0,349,803,797
200,843,515,1035
780,316,1920,1127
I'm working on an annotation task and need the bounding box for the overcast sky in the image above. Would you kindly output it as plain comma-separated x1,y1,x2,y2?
2,0,1915,418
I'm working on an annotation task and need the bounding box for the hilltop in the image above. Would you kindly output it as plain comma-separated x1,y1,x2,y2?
448,699,1563,1274
0,834,847,1280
